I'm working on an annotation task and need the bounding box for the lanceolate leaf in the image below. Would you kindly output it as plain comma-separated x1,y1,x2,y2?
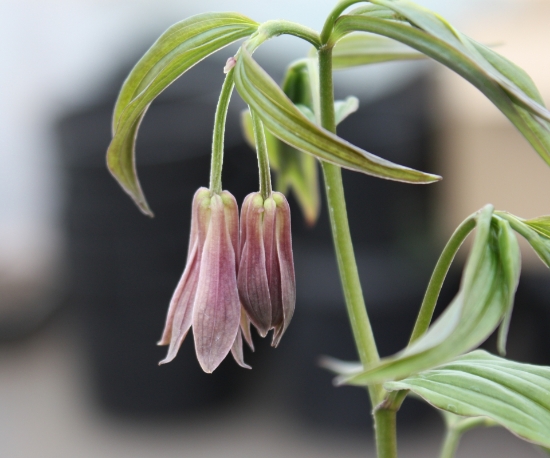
524,216,550,239
234,47,440,184
108,13,259,215
331,1,550,166
334,96,359,124
385,350,550,448
339,206,521,385
496,212,550,268
332,33,425,69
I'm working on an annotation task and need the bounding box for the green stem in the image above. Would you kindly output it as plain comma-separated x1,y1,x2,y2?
408,215,477,344
209,70,235,194
374,409,398,458
318,47,383,404
384,214,477,414
250,109,272,200
321,0,366,44
247,20,321,52
440,417,493,458
440,430,461,458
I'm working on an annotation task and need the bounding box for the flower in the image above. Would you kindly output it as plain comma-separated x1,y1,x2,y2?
238,191,296,346
158,187,251,373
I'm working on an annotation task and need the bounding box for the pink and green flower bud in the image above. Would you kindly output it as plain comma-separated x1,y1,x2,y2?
238,191,296,346
158,187,250,373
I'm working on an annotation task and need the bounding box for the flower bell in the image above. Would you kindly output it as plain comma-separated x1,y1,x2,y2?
238,191,296,346
158,187,251,373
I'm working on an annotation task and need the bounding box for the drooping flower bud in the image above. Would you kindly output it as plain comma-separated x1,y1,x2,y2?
238,191,295,346
158,187,251,373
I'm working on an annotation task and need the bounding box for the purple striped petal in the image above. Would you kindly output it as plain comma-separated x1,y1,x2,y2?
158,187,210,351
238,193,272,336
272,192,296,347
239,305,255,351
193,194,241,373
158,242,200,364
230,328,251,369
221,190,240,268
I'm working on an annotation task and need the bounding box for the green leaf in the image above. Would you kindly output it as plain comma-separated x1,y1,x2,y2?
332,33,425,69
348,4,402,20
334,96,359,124
339,206,521,385
108,13,258,215
469,39,544,105
524,216,550,239
385,350,550,448
234,46,441,184
496,212,550,268
332,1,550,167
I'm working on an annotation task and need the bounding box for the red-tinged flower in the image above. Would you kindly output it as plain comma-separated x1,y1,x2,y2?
158,187,252,373
238,191,296,346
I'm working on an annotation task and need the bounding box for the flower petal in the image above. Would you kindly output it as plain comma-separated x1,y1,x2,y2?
222,190,240,267
193,194,241,373
238,193,272,336
230,328,252,369
272,192,296,347
239,193,254,261
158,241,200,364
239,305,255,351
158,187,209,349
263,197,282,328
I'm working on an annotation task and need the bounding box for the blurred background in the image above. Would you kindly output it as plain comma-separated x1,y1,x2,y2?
1,0,549,456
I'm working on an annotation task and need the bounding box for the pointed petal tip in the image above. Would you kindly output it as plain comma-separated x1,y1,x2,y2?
271,324,287,347
197,361,216,374
158,345,180,365
158,356,174,366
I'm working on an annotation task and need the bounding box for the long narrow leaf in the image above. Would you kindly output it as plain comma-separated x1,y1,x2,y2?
108,13,258,215
234,47,440,184
496,212,550,268
332,5,550,166
332,33,425,69
385,350,550,448
339,206,521,385
369,0,550,121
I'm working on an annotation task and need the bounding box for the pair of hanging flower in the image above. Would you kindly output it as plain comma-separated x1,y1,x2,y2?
158,188,295,373
158,66,295,373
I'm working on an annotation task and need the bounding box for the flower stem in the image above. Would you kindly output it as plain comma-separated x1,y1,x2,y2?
408,215,476,344
250,109,272,200
318,47,384,407
209,70,235,194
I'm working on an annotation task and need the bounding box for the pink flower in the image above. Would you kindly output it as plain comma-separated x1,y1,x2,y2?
238,191,296,346
158,187,252,373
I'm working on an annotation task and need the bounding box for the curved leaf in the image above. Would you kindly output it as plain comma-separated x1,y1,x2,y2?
385,350,550,448
333,33,425,69
234,46,440,184
332,3,550,166
524,216,550,239
339,206,521,385
108,13,258,215
496,212,550,268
